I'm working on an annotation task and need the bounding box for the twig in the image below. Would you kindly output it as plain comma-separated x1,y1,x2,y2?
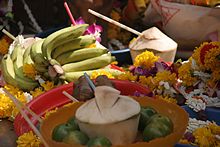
62,91,79,102
3,88,49,147
2,29,16,41
88,9,142,36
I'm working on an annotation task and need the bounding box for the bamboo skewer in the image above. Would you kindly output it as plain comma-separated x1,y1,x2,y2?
2,29,16,41
88,9,142,36
62,91,79,102
2,88,49,147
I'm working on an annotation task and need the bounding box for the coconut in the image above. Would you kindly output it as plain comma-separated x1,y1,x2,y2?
129,27,178,63
75,86,141,145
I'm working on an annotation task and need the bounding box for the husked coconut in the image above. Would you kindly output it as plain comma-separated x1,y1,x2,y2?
75,86,141,145
129,27,178,63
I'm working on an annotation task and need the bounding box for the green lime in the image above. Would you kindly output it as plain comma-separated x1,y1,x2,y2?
52,123,74,142
138,107,157,131
63,130,89,145
148,114,173,130
87,136,112,147
67,117,79,130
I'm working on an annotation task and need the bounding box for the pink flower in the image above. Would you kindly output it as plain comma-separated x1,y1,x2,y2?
76,17,103,42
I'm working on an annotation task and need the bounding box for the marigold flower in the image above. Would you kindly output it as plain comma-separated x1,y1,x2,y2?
17,131,41,147
178,61,197,86
23,64,37,79
134,51,159,69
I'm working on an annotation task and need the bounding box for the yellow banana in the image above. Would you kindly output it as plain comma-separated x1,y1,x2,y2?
30,39,48,66
1,54,38,91
1,54,18,87
52,35,96,59
62,53,116,72
23,45,34,65
42,24,88,60
56,47,108,65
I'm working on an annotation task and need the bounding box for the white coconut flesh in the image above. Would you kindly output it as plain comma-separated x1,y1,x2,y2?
75,86,141,124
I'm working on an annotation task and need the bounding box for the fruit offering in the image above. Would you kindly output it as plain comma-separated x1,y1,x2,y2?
1,25,116,91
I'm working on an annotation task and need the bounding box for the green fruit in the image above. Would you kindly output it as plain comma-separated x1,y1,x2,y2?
143,114,173,142
67,117,80,130
87,137,112,147
63,130,89,145
52,123,75,142
138,107,157,131
143,123,168,142
148,114,173,130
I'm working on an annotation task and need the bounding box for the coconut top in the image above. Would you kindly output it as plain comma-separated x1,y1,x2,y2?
129,27,177,52
75,86,140,124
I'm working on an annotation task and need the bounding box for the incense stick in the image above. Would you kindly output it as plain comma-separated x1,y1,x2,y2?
88,9,142,36
2,29,16,41
62,91,79,102
3,88,49,147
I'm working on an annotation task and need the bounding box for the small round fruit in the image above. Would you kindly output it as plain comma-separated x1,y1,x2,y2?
148,114,173,130
63,130,89,145
67,117,79,130
52,123,74,142
87,136,112,147
143,123,168,142
139,107,157,131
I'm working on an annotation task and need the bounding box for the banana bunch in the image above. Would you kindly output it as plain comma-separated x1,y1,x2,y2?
1,24,116,90
1,44,39,91
39,24,116,82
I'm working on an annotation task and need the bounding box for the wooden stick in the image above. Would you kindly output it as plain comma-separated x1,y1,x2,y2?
2,29,16,41
88,9,142,36
3,88,42,123
3,88,49,147
62,91,79,102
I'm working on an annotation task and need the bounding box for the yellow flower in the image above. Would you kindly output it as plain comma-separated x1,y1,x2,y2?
139,76,156,91
192,42,220,71
17,131,41,147
208,69,220,88
0,85,27,119
193,126,217,147
91,70,114,79
30,87,44,98
203,43,220,71
23,64,37,79
134,51,159,69
154,71,176,85
0,37,10,55
41,81,55,92
86,43,96,48
178,61,197,86
156,95,177,104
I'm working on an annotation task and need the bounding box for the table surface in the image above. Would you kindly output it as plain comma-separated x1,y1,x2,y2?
0,119,17,147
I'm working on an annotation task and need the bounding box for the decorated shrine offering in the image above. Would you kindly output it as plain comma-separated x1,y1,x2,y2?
0,1,220,147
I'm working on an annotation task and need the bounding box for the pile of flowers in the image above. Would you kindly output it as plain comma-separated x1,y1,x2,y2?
179,118,220,147
116,50,180,104
177,42,220,112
